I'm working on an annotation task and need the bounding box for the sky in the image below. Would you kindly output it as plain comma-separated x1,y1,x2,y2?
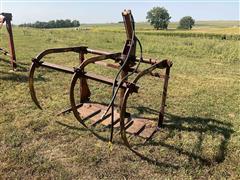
0,0,239,24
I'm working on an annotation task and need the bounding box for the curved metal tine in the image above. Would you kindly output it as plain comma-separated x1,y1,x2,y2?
70,65,111,140
103,60,171,118
29,62,42,109
69,53,120,126
132,59,171,84
28,46,93,110
69,72,85,125
119,59,172,158
120,80,156,159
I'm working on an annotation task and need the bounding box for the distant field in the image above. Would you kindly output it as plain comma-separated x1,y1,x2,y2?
82,20,240,29
0,21,239,179
81,21,240,39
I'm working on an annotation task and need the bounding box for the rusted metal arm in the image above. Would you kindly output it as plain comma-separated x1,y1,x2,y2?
35,46,123,62
131,59,172,84
75,53,121,68
72,53,137,91
94,59,168,78
0,12,17,70
86,48,116,56
69,53,138,126
29,53,122,110
136,57,170,66
119,59,172,157
86,48,162,67
39,61,136,90
40,62,74,74
34,46,88,61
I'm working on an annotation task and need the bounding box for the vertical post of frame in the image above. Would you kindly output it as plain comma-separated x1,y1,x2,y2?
79,47,91,102
4,13,17,70
119,10,136,111
158,66,171,128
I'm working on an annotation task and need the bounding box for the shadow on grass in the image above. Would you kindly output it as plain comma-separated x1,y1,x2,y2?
0,57,72,83
55,120,110,142
56,120,180,170
0,58,29,71
55,103,233,169
0,58,48,82
164,113,233,163
131,106,234,165
0,70,47,82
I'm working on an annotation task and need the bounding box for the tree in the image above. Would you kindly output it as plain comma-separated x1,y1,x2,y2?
178,16,195,30
146,7,171,30
72,20,80,27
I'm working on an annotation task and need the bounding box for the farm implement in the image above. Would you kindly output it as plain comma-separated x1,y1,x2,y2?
0,13,17,70
29,10,172,158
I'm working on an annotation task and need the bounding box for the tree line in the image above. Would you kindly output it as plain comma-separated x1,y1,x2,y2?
147,7,195,30
19,19,80,29
18,7,194,30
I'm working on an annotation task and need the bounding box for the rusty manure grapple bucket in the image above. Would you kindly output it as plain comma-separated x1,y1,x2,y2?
29,10,173,158
0,12,17,70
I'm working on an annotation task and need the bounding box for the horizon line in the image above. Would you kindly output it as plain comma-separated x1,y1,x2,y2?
14,19,240,25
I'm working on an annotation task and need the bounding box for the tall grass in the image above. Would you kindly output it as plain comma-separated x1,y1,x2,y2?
0,24,239,179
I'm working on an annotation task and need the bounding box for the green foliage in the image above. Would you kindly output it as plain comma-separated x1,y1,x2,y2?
146,7,171,30
178,16,195,29
19,19,80,29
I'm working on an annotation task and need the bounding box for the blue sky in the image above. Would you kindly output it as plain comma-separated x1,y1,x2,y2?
1,1,239,24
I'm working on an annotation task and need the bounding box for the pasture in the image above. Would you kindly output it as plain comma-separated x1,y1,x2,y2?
0,21,239,179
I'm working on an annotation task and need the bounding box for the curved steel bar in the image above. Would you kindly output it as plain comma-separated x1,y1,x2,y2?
132,59,172,84
34,47,121,63
120,59,172,158
28,47,86,109
29,61,42,109
28,47,87,109
28,47,80,110
34,46,87,61
70,53,121,125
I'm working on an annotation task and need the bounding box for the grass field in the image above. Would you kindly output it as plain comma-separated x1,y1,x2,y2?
0,21,240,179
83,21,240,39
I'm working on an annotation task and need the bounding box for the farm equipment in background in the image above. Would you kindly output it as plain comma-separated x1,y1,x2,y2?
29,10,172,158
0,12,17,70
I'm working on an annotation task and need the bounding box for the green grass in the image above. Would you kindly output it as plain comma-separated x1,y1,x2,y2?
81,21,240,40
0,21,240,179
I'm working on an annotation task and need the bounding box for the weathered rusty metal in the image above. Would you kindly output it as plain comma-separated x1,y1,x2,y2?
29,10,173,158
119,60,172,157
0,13,17,70
79,49,91,102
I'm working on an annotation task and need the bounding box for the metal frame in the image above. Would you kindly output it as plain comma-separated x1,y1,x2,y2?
120,60,172,157
0,13,17,70
29,10,173,157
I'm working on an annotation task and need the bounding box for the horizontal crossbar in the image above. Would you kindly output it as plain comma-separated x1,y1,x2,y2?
40,62,138,92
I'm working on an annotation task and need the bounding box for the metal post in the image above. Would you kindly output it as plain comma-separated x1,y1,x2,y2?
79,51,91,102
5,15,17,70
158,66,170,128
119,9,135,111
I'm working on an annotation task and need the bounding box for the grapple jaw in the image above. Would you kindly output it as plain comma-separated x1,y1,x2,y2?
28,10,173,160
29,59,43,110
